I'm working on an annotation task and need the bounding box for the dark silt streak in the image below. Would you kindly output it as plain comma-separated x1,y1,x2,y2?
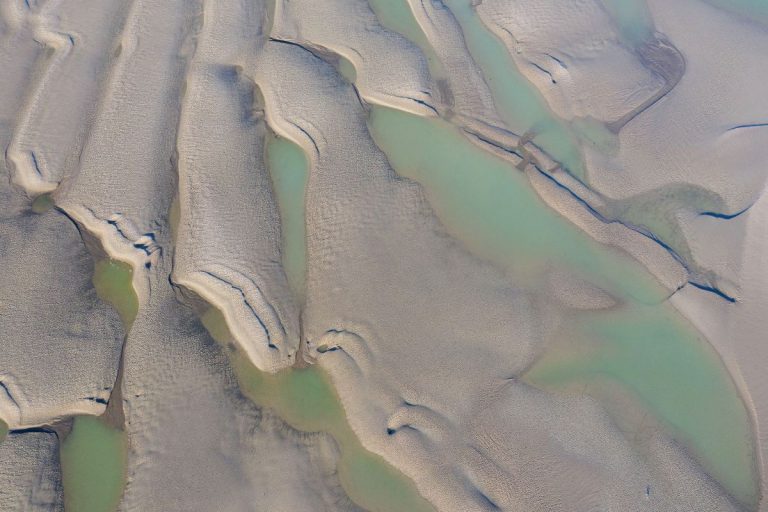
699,203,754,220
726,122,768,132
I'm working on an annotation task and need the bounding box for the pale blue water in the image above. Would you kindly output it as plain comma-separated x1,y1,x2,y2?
441,0,587,179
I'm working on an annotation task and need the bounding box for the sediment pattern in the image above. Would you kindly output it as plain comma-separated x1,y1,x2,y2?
1,0,767,511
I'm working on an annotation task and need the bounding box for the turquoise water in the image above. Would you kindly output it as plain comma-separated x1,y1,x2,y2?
367,0,445,81
525,305,758,507
266,132,310,299
368,105,664,303
368,104,758,507
440,0,587,179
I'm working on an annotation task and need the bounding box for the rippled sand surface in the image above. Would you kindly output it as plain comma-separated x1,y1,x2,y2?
1,1,767,511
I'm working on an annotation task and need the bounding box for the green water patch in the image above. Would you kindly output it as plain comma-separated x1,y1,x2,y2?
266,132,310,299
57,256,136,510
337,54,357,84
200,308,435,512
368,105,758,506
368,105,665,303
93,259,138,330
600,0,655,44
60,415,127,512
0,419,7,444
524,304,759,508
31,193,55,214
440,0,587,178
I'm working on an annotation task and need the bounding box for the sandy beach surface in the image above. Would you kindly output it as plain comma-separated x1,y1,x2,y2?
1,0,767,510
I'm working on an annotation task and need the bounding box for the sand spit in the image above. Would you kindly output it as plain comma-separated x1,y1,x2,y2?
474,0,665,125
172,0,298,373
1,0,767,510
271,0,434,114
371,0,504,124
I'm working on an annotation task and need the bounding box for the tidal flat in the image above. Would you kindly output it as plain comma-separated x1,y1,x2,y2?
1,0,766,510
368,103,758,507
201,307,435,512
